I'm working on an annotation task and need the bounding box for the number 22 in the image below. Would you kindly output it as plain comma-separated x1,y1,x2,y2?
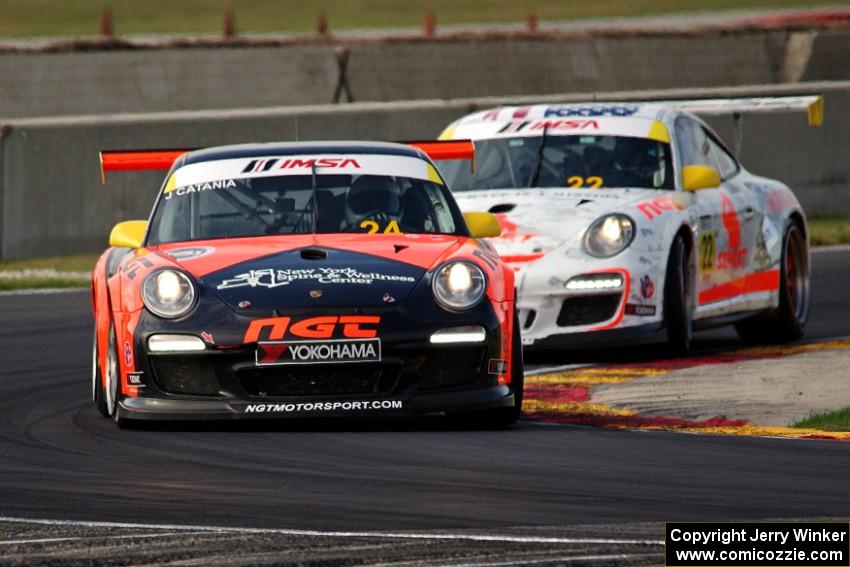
567,176,603,189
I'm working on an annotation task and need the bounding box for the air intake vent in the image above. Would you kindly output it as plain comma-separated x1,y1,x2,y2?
488,203,516,214
300,248,328,260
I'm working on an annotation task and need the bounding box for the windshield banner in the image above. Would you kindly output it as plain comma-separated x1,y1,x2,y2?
165,154,443,193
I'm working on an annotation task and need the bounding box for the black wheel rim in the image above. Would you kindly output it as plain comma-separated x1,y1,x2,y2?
106,329,118,415
785,227,808,321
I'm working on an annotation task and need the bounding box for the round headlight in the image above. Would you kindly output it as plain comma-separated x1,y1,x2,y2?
432,261,486,311
141,269,197,319
583,214,635,258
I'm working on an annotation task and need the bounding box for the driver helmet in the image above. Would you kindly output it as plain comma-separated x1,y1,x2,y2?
345,175,402,227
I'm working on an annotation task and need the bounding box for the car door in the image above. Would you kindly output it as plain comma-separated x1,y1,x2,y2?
674,116,757,313
699,124,760,299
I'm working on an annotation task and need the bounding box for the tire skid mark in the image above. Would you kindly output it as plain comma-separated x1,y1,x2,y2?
522,339,850,441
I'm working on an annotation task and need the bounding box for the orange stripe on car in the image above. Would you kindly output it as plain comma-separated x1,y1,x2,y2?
699,269,780,305
590,268,631,331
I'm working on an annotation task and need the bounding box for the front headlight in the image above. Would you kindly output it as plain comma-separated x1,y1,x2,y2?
432,261,486,311
141,269,197,319
583,214,635,258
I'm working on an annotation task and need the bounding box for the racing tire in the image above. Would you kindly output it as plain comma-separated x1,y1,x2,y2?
104,321,130,428
93,326,109,418
664,235,693,356
735,221,809,343
454,307,524,429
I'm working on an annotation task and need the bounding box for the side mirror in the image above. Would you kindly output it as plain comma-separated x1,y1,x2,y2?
109,220,148,249
463,212,501,238
682,165,721,192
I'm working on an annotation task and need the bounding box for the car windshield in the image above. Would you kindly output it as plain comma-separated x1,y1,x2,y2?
147,173,460,245
441,135,674,191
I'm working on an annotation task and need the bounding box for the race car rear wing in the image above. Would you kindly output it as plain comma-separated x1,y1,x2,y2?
663,95,823,127
99,140,474,184
659,94,823,156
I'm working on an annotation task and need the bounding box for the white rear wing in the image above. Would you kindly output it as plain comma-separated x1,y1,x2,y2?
665,95,824,127
657,94,823,156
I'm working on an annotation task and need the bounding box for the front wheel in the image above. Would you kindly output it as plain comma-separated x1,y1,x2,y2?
735,222,809,342
104,321,130,428
453,307,524,429
664,235,693,356
93,326,109,417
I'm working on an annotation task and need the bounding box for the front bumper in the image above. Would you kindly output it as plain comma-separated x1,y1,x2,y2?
521,321,665,350
120,298,517,421
117,384,515,421
516,262,665,350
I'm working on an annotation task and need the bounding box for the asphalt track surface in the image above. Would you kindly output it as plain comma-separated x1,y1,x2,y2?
1,248,849,565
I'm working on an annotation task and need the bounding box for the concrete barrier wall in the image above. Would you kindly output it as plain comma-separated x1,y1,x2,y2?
0,29,848,118
0,81,847,260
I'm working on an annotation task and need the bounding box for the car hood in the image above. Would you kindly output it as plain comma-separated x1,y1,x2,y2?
154,235,462,310
453,187,659,260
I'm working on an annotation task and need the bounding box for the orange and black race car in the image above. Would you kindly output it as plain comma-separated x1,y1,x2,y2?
92,141,522,427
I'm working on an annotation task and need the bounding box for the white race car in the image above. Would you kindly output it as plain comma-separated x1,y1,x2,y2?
437,99,818,353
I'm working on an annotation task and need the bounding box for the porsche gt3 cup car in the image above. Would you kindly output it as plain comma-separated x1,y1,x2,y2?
92,141,522,427
438,98,818,353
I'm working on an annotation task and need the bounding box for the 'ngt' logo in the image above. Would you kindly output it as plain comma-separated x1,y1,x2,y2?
243,315,381,343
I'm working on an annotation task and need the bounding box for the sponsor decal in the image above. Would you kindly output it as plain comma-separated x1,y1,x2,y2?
166,246,215,261
718,248,748,270
241,159,279,173
543,105,638,117
256,338,381,366
237,300,252,309
625,303,657,316
472,247,499,271
276,158,361,170
123,341,133,367
753,231,771,268
766,189,795,215
699,231,717,273
218,267,416,290
494,214,536,244
124,257,153,280
720,193,742,249
382,292,396,303
716,193,748,270
496,119,598,134
201,331,215,345
243,400,403,413
127,372,145,387
244,315,381,343
530,119,598,131
639,275,655,300
636,195,684,221
164,179,236,200
498,120,531,134
488,359,507,374
309,289,323,299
